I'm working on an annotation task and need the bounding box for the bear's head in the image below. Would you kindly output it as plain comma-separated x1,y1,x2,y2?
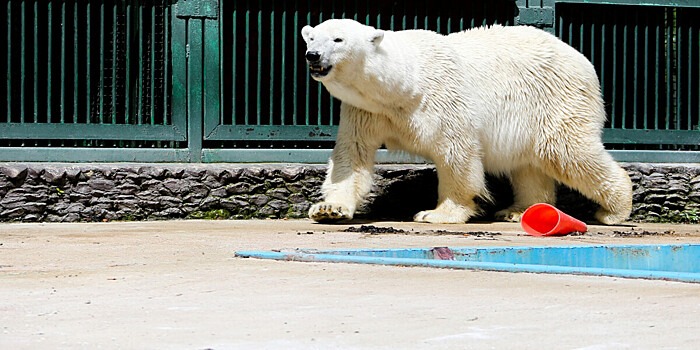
301,19,384,82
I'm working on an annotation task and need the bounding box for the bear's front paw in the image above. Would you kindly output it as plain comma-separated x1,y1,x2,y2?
308,202,353,222
414,210,466,224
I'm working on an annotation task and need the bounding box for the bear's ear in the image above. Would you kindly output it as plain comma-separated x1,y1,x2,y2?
301,25,313,44
370,30,384,46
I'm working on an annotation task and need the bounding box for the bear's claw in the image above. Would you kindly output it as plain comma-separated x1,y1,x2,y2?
308,202,352,222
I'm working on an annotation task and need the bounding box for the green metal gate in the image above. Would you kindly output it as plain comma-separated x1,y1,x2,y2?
1,0,190,161
1,0,698,162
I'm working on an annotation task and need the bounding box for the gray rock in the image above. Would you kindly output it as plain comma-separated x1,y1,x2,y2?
159,196,183,207
41,168,66,184
0,166,27,181
209,187,227,198
220,198,249,211
268,188,291,200
227,182,251,195
249,194,269,206
88,179,115,192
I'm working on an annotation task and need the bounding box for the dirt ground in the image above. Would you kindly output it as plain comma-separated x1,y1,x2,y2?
1,219,700,349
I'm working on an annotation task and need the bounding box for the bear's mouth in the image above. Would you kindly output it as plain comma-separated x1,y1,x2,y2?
309,64,332,78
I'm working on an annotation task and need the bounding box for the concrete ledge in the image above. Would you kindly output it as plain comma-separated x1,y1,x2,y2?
0,163,698,223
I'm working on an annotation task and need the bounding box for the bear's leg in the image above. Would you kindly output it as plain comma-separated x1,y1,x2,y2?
308,156,374,222
308,106,381,222
546,150,632,225
414,158,486,224
495,165,556,222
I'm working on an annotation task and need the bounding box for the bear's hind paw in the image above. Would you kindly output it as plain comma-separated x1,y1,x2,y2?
414,210,467,224
308,202,353,222
494,208,525,223
594,208,629,225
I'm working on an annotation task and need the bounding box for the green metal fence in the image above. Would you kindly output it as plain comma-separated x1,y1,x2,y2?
557,0,700,151
0,0,698,163
1,0,186,150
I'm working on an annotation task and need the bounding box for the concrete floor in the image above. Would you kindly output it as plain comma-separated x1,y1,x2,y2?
1,219,700,349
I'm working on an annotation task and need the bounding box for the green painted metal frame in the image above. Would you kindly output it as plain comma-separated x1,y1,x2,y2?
1,0,187,143
1,0,698,163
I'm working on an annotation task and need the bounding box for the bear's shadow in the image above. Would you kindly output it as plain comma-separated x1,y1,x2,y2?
360,169,598,223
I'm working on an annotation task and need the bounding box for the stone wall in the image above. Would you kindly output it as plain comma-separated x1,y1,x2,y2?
0,163,699,223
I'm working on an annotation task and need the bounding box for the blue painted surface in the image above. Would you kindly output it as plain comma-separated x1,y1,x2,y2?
235,244,700,283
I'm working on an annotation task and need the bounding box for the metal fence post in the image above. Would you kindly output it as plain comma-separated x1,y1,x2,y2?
173,0,220,162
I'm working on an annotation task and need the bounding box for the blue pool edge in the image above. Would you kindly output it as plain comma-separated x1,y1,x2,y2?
234,247,700,283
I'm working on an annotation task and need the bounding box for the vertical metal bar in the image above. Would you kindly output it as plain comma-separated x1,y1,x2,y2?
292,0,298,125
219,0,225,126
85,1,91,123
188,18,204,161
270,3,275,125
424,1,429,29
676,19,682,130
60,0,66,124
138,3,144,124
257,0,262,125
203,11,221,145
611,22,617,127
170,1,188,146
688,24,693,130
353,0,358,22
600,21,606,101
74,1,79,123
579,15,584,55
5,1,10,122
654,20,660,129
643,22,649,130
590,21,595,69
365,0,370,26
126,1,132,124
233,0,238,125
305,4,310,126
633,20,638,129
557,11,562,46
34,0,39,122
244,0,250,125
99,2,105,123
621,21,627,129
280,3,286,125
164,2,170,125
112,2,118,124
47,1,53,122
665,10,672,130
20,1,25,123
317,2,323,124
151,3,156,125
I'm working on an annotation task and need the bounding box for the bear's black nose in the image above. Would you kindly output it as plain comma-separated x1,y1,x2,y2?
305,51,321,63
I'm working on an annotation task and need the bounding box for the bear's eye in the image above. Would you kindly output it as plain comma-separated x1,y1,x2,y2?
333,38,343,43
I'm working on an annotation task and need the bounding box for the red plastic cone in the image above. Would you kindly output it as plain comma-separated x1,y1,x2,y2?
520,203,587,236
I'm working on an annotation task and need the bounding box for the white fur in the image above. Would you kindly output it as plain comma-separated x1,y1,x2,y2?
303,19,633,224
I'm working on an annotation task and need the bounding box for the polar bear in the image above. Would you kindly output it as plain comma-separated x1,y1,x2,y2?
302,19,632,225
